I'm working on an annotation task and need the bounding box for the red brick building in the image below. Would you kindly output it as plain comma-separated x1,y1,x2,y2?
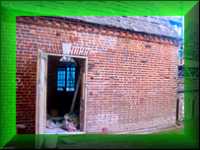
16,17,180,134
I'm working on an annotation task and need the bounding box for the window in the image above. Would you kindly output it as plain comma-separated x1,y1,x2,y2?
66,65,76,91
56,64,76,92
57,68,66,91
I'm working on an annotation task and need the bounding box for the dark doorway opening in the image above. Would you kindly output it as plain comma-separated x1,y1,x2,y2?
46,55,85,133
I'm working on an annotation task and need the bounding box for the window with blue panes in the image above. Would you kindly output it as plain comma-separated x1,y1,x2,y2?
57,67,66,91
56,64,76,92
66,65,76,92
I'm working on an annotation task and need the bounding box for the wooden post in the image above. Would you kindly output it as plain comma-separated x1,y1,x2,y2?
36,50,48,134
70,69,81,113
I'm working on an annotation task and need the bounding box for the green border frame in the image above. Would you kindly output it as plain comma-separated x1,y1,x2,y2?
0,0,199,149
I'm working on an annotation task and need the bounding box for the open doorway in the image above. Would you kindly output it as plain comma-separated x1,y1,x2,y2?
36,52,87,134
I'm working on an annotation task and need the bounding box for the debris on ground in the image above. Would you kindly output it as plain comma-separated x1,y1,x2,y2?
63,113,79,132
64,121,77,132
46,111,79,132
47,109,65,129
46,117,64,129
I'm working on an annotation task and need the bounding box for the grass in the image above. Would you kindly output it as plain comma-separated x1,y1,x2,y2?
3,126,188,149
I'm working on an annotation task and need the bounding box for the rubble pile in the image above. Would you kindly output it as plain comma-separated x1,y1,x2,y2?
47,111,79,132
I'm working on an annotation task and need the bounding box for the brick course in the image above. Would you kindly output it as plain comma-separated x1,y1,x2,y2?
16,17,178,133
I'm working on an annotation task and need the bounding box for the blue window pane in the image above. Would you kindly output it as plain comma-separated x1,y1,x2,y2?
56,65,76,92
57,68,66,91
66,66,76,92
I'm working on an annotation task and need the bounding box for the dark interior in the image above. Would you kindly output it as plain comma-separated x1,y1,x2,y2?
47,55,83,129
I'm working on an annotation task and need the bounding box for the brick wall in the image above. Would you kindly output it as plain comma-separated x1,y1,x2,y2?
16,17,178,133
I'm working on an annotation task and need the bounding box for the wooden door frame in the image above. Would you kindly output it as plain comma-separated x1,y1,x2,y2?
35,51,88,134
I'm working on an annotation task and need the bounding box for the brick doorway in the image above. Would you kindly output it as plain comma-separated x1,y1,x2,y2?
35,51,87,134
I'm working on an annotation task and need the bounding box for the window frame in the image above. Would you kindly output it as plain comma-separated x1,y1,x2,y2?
56,63,76,92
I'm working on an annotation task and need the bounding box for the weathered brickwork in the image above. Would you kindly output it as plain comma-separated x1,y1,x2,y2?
16,17,178,133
